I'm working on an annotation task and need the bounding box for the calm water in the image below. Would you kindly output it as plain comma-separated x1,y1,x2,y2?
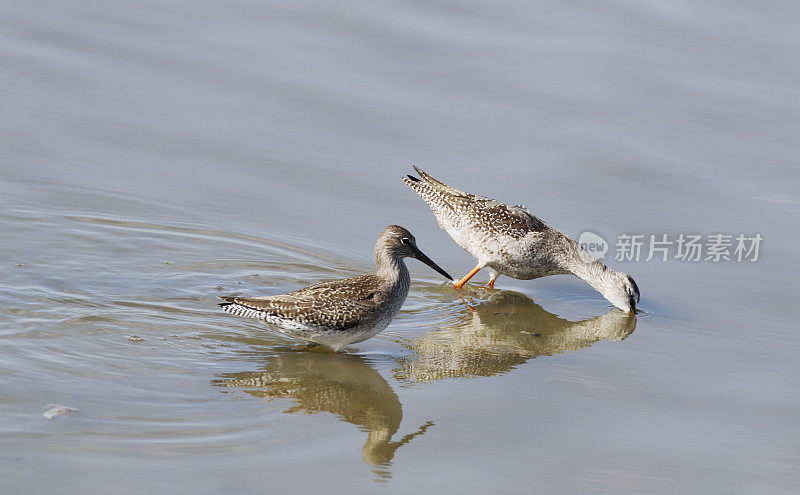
2,1,799,493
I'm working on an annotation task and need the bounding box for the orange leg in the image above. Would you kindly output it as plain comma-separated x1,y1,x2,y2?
453,264,482,290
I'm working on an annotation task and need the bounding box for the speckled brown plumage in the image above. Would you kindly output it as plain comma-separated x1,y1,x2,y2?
219,275,384,330
219,225,452,351
404,167,546,242
403,166,640,313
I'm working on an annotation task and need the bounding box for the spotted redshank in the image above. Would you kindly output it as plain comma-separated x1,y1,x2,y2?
219,225,452,352
403,167,640,313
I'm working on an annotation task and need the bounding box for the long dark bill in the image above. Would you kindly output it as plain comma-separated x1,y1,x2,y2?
413,248,453,280
628,296,637,315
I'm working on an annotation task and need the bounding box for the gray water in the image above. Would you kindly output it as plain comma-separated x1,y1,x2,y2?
2,1,799,493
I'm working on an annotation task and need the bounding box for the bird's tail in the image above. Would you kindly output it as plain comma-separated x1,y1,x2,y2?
402,168,459,231
403,174,446,212
407,166,466,197
402,172,432,198
218,296,268,320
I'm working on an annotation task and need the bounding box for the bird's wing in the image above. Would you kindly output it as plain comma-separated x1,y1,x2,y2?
403,166,547,242
219,275,383,330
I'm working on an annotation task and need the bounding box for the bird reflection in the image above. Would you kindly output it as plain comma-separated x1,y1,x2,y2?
213,351,433,478
395,291,636,382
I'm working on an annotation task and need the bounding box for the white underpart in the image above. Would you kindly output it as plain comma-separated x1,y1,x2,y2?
221,302,402,353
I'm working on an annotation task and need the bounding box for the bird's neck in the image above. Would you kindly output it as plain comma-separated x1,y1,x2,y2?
569,258,612,292
375,250,410,288
560,236,617,297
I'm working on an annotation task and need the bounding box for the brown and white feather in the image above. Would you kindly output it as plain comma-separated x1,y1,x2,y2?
402,167,641,313
218,225,449,351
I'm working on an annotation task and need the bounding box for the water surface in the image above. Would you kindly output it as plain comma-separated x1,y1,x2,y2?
2,1,799,493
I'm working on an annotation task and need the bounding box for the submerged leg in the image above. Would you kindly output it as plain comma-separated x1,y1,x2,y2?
453,264,482,290
486,269,500,289
300,341,324,352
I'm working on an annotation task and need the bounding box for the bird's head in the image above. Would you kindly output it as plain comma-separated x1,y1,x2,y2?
376,225,452,280
602,271,640,314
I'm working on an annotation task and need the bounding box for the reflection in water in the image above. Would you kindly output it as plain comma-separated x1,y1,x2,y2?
213,352,432,479
396,291,636,382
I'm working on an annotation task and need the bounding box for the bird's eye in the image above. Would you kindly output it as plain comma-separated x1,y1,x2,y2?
400,237,411,245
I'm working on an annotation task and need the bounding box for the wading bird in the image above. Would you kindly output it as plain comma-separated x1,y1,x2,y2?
220,225,452,351
403,167,639,313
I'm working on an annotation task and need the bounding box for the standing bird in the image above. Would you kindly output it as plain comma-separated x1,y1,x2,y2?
219,225,452,352
403,167,639,314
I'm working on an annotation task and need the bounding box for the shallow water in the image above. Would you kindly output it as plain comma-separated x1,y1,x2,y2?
2,1,799,493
